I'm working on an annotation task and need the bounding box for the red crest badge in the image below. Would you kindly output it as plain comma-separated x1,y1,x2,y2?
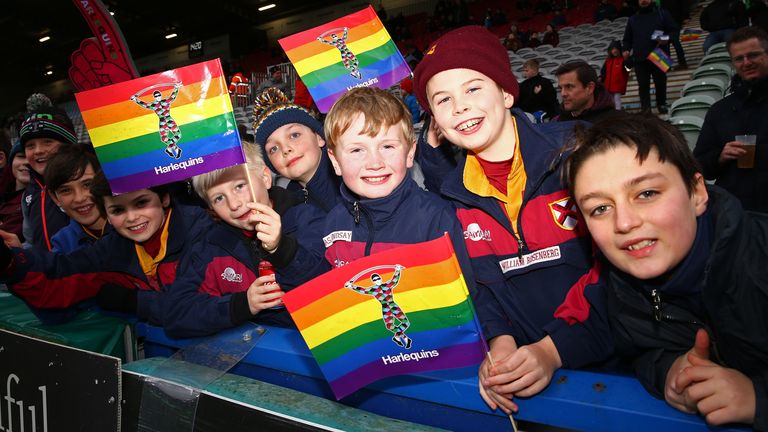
549,197,578,230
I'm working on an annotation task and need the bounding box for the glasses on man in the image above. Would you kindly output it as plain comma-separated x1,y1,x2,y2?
732,50,766,64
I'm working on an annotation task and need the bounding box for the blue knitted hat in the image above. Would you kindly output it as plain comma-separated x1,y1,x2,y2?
252,88,323,170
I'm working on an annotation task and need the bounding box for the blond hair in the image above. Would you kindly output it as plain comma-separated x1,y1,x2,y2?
324,87,414,152
192,141,266,203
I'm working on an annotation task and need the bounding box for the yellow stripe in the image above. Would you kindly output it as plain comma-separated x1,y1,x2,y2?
301,276,468,349
87,94,232,147
293,27,391,76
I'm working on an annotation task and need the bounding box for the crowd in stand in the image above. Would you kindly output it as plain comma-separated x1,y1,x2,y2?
1,1,768,429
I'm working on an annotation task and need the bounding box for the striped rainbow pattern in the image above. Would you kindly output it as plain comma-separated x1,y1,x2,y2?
283,234,485,400
278,5,411,113
648,47,673,72
75,59,244,194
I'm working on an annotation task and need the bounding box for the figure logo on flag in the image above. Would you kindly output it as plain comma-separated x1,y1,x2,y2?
549,197,578,230
317,27,363,80
345,264,412,348
131,83,183,159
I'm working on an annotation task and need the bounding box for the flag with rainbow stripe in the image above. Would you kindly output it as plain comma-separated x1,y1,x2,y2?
647,47,673,72
278,5,411,113
282,234,486,400
75,59,244,194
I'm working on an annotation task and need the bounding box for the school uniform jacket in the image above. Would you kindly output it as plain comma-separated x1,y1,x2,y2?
163,188,325,338
283,177,473,289
21,169,69,250
421,110,613,368
285,150,343,214
4,202,214,325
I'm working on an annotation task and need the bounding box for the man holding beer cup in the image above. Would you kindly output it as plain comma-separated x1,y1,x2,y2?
694,26,768,212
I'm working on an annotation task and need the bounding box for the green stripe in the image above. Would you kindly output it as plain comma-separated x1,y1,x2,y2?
94,113,236,163
311,302,475,365
301,42,399,88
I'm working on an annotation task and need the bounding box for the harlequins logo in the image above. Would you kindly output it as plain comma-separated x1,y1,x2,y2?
25,195,32,205
549,197,578,230
221,267,242,282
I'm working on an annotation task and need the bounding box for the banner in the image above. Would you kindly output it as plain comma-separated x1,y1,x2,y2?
75,59,245,194
648,47,673,72
283,234,485,399
279,5,411,113
70,0,140,91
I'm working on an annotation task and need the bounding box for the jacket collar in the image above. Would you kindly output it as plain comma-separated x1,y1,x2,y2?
340,176,420,225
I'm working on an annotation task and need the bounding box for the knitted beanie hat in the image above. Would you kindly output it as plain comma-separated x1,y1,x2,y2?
413,25,519,112
19,108,77,147
252,88,323,170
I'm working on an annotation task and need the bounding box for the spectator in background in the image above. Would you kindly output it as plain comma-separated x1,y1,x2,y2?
693,26,768,213
618,0,636,18
528,32,542,48
0,142,27,244
601,40,630,110
555,61,617,122
504,31,524,52
542,24,560,46
750,0,768,33
400,78,422,124
661,0,689,69
594,0,618,21
293,77,318,118
517,59,560,120
700,0,748,54
550,8,567,27
256,66,292,100
0,132,10,170
484,9,494,29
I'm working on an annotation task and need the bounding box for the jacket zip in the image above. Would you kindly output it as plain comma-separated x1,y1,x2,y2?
352,202,376,257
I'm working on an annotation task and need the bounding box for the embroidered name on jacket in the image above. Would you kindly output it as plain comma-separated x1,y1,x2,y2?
499,246,561,273
323,230,352,248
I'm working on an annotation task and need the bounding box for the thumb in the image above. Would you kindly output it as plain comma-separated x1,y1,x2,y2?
691,328,710,360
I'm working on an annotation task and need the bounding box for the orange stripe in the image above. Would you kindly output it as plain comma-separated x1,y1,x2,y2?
284,15,383,62
80,78,228,128
290,258,461,329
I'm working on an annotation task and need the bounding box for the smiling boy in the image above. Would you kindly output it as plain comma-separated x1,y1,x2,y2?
414,25,612,414
565,112,768,429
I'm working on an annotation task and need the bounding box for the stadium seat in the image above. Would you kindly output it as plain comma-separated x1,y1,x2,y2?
536,44,554,53
682,77,726,100
706,42,728,56
699,52,732,67
692,63,733,83
669,115,704,150
669,94,716,119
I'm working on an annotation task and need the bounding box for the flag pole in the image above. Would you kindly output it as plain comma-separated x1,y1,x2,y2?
243,164,259,223
485,352,519,432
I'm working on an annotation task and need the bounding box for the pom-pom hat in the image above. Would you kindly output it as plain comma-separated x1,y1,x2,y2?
252,88,323,170
19,109,77,147
413,25,519,113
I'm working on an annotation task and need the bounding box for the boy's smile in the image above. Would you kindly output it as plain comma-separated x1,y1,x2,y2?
329,114,415,200
24,138,62,175
104,190,171,243
206,166,271,231
52,163,105,231
265,123,325,187
426,68,516,161
574,146,708,280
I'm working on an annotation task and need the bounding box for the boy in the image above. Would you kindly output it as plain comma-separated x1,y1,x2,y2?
18,108,77,250
0,173,216,325
564,112,767,430
413,26,612,413
252,88,342,213
281,87,471,302
162,142,324,338
45,145,109,253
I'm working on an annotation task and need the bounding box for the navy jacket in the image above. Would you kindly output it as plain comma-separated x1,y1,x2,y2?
623,5,679,60
163,187,325,338
21,169,69,250
5,202,215,325
285,149,343,214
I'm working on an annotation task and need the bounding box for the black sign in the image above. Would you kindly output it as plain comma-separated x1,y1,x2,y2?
0,329,119,431
188,40,204,59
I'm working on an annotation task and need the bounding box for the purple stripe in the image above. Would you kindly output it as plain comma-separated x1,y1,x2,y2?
107,146,245,194
327,342,484,400
315,61,412,113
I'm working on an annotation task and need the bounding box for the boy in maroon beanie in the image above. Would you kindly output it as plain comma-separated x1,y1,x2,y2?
413,26,612,414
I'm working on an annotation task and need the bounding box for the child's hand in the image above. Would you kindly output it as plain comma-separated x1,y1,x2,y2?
246,202,282,253
479,335,519,414
665,328,710,413
246,274,283,314
485,335,562,399
0,230,21,248
425,115,446,149
678,358,756,426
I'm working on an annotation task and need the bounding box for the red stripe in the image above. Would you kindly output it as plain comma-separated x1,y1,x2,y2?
278,5,378,51
283,234,455,311
554,259,601,324
75,59,225,112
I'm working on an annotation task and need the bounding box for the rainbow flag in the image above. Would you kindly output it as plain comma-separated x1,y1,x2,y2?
648,47,673,72
681,28,704,42
283,234,485,400
75,59,244,194
278,6,411,113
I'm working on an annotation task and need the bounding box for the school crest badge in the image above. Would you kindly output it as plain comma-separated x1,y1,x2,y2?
549,197,578,230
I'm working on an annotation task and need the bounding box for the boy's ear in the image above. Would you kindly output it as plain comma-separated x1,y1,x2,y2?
316,134,326,148
328,149,343,176
161,192,171,208
50,191,62,207
260,165,273,190
406,140,416,169
503,91,515,109
692,173,708,216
